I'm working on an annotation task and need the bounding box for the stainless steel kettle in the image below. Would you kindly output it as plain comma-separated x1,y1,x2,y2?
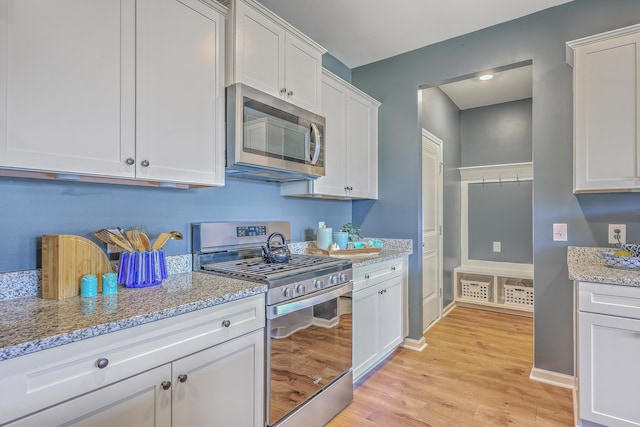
262,232,291,263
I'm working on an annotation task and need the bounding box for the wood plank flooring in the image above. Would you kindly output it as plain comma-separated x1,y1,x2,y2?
327,307,574,426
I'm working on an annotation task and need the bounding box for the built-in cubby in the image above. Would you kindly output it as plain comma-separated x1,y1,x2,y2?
454,263,533,316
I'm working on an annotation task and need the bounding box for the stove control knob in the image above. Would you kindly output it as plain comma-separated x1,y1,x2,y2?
282,287,294,298
296,284,306,295
314,280,325,290
330,275,339,285
340,274,349,283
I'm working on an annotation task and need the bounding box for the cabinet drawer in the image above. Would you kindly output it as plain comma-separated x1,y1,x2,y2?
0,294,264,425
579,281,640,319
353,258,404,292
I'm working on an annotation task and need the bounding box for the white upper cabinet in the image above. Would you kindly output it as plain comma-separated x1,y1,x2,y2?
227,0,325,113
281,70,380,199
0,0,136,178
568,24,640,193
0,0,226,186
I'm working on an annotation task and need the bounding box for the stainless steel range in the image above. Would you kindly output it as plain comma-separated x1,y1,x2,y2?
192,221,354,427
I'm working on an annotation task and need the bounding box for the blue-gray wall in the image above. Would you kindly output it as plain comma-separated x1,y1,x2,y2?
468,181,533,263
0,177,351,272
322,53,352,83
351,0,640,375
461,99,532,166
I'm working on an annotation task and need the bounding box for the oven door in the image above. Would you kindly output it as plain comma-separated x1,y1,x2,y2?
266,282,353,426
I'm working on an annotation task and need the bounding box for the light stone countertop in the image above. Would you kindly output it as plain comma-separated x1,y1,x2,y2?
568,246,640,287
0,238,412,362
0,272,266,362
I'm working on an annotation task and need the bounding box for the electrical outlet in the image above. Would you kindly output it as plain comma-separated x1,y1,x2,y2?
493,241,501,252
608,224,626,244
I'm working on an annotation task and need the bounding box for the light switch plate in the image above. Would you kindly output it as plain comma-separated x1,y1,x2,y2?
493,241,501,252
553,223,567,241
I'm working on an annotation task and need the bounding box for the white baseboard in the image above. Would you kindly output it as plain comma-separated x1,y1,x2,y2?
443,301,455,317
529,367,576,389
402,336,427,352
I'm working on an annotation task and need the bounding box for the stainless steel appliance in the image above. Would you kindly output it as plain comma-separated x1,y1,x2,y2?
192,221,353,427
226,83,326,182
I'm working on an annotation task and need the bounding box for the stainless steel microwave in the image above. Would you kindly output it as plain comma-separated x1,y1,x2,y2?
226,83,325,182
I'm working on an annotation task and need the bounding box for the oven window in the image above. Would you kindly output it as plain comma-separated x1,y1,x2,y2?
243,98,322,165
268,294,352,425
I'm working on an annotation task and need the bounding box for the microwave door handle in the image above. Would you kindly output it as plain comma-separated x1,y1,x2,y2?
309,123,322,166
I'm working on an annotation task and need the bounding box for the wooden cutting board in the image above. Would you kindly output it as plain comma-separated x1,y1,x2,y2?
41,234,112,300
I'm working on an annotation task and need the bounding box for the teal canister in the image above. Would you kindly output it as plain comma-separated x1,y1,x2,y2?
317,222,333,250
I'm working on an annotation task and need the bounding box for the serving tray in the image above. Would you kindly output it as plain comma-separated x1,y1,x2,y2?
309,247,382,258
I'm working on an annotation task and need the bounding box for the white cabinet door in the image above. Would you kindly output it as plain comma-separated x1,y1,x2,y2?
7,365,172,427
380,275,404,355
352,281,382,380
573,29,640,192
136,0,225,185
313,72,348,197
233,0,284,98
230,0,323,113
283,33,322,112
346,90,378,199
172,329,264,427
578,312,640,426
0,0,136,178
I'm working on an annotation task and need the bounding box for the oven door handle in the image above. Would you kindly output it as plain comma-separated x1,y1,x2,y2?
267,282,353,319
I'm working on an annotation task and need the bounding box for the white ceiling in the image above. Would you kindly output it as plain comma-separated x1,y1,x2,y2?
439,64,533,110
255,0,573,69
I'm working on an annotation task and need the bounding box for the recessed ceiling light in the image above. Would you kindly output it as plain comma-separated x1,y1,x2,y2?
479,74,494,81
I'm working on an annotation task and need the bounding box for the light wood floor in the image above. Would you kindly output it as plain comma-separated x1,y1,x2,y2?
327,307,574,426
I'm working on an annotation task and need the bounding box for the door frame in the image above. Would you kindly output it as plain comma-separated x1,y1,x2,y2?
421,128,443,332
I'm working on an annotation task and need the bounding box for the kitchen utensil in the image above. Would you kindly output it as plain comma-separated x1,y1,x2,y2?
262,232,291,263
125,230,145,251
138,232,152,251
42,234,112,299
94,229,133,252
152,231,183,250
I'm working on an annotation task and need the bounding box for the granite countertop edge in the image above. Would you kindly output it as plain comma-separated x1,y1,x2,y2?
0,272,267,362
567,246,640,287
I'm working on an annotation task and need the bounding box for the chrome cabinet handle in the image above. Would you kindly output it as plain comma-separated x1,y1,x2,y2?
222,319,231,328
287,90,294,97
280,88,287,94
140,160,150,167
96,358,109,369
178,374,188,383
391,267,396,271
364,274,370,279
125,158,135,166
161,380,172,390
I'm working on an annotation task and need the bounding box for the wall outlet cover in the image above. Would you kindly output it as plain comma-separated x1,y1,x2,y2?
553,223,567,242
493,241,501,252
608,224,626,244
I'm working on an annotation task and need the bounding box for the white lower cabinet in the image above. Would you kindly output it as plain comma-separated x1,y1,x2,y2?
0,295,265,426
577,282,640,426
7,365,173,427
352,258,405,381
172,330,263,427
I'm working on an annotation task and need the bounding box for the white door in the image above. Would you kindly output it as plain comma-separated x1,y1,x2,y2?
135,0,225,185
284,33,322,112
172,329,264,427
346,91,377,198
422,129,443,331
6,365,172,427
0,0,136,178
